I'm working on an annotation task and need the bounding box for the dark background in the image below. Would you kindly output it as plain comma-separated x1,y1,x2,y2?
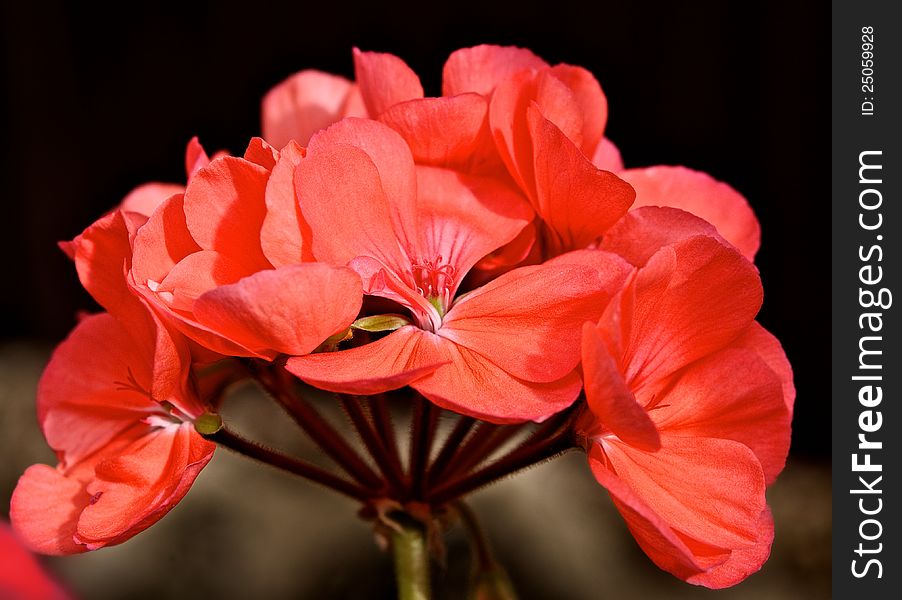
1,2,830,598
1,0,829,458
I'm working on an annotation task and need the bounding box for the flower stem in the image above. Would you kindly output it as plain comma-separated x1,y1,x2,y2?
253,363,384,490
426,414,476,486
201,425,372,501
408,394,438,499
428,431,575,505
391,513,431,600
339,394,407,496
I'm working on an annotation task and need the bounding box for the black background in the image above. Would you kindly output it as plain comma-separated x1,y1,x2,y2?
0,0,829,459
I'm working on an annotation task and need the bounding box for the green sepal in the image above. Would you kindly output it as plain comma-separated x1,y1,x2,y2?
194,412,223,435
351,314,412,332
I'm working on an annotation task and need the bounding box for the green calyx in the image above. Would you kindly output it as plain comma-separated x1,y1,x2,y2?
351,314,412,332
194,412,223,435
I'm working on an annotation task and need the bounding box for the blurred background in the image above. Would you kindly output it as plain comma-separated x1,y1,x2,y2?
1,1,829,598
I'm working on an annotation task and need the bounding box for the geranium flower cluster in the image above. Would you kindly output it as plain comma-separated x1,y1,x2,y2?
10,45,793,591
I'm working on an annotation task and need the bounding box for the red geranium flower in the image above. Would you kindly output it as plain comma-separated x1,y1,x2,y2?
576,212,793,587
285,118,632,422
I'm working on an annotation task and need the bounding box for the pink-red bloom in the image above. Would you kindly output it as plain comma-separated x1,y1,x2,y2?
285,119,631,422
576,212,793,587
128,138,364,359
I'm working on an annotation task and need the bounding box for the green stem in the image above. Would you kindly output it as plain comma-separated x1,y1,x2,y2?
392,514,431,600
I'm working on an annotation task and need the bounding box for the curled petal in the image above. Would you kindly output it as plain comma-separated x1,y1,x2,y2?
262,70,366,148
10,465,89,555
119,183,184,218
260,141,311,267
183,156,272,271
529,108,635,253
621,166,760,260
581,322,659,451
621,235,763,388
734,323,796,415
600,206,724,268
442,257,630,383
75,424,214,550
353,48,424,117
442,44,547,97
286,326,449,394
548,64,607,157
587,436,770,587
192,264,363,358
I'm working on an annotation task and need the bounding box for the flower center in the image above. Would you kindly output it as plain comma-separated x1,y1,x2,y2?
411,256,455,317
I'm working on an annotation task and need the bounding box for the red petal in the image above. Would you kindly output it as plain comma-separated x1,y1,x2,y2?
378,94,501,173
297,132,412,275
192,264,362,358
131,194,201,286
10,465,90,555
651,345,791,484
184,136,210,181
441,258,630,383
414,165,532,292
600,205,724,268
529,109,635,253
243,137,278,170
581,322,660,451
592,137,624,171
75,424,214,549
412,344,584,424
118,182,184,218
262,70,365,148
305,118,419,253
260,141,312,267
353,48,424,117
156,250,252,312
621,235,762,389
548,64,607,157
37,314,157,466
588,435,768,584
442,44,547,96
183,156,272,271
686,509,775,589
621,166,761,259
285,326,448,394
734,323,796,416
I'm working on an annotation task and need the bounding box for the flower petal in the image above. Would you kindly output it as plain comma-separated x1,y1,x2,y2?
304,118,418,257
581,322,660,451
192,264,362,358
262,70,365,148
600,206,725,268
0,521,72,595
119,183,184,218
651,345,791,484
285,326,448,394
10,465,90,555
412,343,584,423
75,423,214,549
413,165,532,292
442,44,547,97
620,235,763,389
734,322,796,415
183,156,272,271
260,141,312,267
379,94,501,173
353,48,424,117
548,64,607,157
441,257,630,383
621,166,760,259
588,435,769,585
528,108,635,253
592,137,624,171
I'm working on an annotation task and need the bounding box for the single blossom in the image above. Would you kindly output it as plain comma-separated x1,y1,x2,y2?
126,138,364,359
576,212,793,587
10,309,215,554
286,118,631,422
